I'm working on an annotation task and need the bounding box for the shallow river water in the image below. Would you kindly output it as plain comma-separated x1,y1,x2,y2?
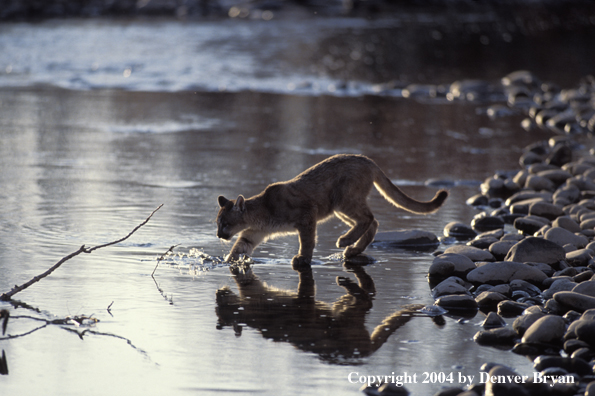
0,11,594,396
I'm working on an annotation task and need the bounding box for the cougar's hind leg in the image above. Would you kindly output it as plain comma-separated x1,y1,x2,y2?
344,219,378,258
335,207,375,250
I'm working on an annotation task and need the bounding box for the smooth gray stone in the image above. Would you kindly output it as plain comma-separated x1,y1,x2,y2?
467,261,548,285
554,291,595,312
444,245,495,262
504,236,565,265
521,315,566,345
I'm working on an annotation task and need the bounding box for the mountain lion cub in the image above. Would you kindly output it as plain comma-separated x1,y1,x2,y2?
216,154,448,267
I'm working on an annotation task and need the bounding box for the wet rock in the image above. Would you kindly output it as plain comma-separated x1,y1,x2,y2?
498,300,532,317
533,355,592,376
564,339,590,355
443,222,477,239
510,279,542,295
543,278,578,299
553,185,581,205
504,237,565,266
467,193,489,207
552,216,582,233
373,230,438,247
472,215,504,232
506,191,552,206
554,291,595,312
482,312,506,329
501,233,524,242
586,381,595,396
467,261,547,285
566,248,594,267
468,236,499,249
476,291,509,311
573,319,595,347
512,312,547,336
473,327,519,346
537,169,572,185
431,278,472,298
529,202,565,220
510,198,547,215
572,280,595,297
489,240,517,261
435,294,478,312
544,227,588,248
525,175,555,191
428,253,477,280
571,347,595,361
513,216,550,235
521,315,566,346
444,245,495,262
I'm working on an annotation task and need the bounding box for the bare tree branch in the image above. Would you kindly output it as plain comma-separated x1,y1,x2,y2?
0,204,163,301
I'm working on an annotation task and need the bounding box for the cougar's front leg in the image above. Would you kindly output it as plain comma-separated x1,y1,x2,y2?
226,231,264,262
292,220,316,268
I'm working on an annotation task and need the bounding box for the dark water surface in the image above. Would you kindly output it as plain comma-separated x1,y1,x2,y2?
0,14,593,396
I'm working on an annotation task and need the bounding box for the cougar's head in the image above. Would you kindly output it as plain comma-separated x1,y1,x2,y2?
216,195,247,240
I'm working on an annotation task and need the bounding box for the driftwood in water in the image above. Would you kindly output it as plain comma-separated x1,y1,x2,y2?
0,204,163,301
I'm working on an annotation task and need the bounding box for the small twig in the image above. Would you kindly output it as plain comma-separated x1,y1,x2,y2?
107,301,114,316
0,204,163,301
152,244,179,277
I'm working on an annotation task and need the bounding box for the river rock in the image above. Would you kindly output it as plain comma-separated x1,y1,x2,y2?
468,236,499,249
529,201,565,220
497,300,532,317
504,237,565,265
533,355,593,376
552,216,582,233
431,278,472,298
513,312,547,336
566,248,594,267
473,328,519,346
435,294,478,311
554,291,595,312
581,218,595,230
428,253,477,279
489,240,517,261
521,315,566,346
586,381,595,396
513,215,550,235
544,227,588,248
543,278,578,299
537,169,572,185
574,320,595,347
481,311,506,329
471,215,505,232
572,280,595,297
525,175,556,191
553,184,581,205
444,245,495,262
373,230,438,247
475,291,508,310
506,191,552,206
467,261,547,285
444,222,478,240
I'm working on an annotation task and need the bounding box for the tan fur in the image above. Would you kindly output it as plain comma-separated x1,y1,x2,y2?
216,154,448,266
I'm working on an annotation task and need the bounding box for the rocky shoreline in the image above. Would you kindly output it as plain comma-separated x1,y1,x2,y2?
368,71,595,395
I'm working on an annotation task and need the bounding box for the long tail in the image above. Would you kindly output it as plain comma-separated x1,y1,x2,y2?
373,170,448,214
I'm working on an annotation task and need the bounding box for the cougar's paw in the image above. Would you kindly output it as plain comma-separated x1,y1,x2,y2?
291,254,312,270
343,246,364,258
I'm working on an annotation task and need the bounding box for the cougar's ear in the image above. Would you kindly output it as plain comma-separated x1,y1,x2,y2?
218,196,229,208
234,195,246,212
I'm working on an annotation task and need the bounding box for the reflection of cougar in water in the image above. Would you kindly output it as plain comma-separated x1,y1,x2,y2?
216,154,448,267
215,263,422,363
